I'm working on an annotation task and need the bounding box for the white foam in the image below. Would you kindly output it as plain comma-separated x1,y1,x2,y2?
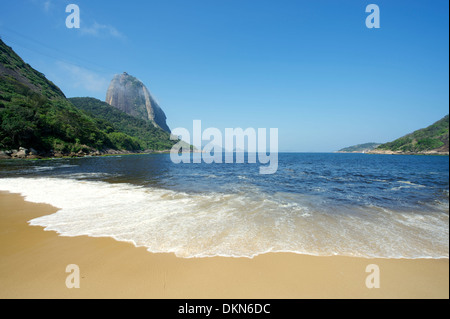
32,166,56,172
0,177,448,259
397,181,426,187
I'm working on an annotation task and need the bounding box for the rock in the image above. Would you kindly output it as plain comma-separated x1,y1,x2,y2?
0,151,11,159
69,152,84,158
14,148,28,158
26,155,42,159
105,72,171,133
29,148,39,155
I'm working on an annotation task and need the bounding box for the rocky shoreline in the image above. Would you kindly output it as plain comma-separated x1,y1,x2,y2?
0,147,172,160
367,149,449,156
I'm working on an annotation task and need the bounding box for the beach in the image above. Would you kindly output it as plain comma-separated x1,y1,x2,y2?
0,191,448,299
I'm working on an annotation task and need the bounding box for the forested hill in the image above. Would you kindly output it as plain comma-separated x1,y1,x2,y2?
0,40,65,100
337,143,381,153
369,115,449,155
69,97,175,151
0,39,177,158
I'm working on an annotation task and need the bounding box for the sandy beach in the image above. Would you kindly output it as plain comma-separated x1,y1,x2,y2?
0,191,448,299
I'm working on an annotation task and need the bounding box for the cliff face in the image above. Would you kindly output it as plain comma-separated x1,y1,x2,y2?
105,73,171,133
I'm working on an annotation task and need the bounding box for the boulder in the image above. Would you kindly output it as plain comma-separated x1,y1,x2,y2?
0,151,11,159
14,148,28,158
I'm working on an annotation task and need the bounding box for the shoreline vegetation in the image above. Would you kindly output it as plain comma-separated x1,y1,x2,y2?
0,147,206,160
335,149,449,156
367,149,449,156
336,143,381,154
370,115,449,155
0,191,448,299
338,115,449,156
0,147,174,160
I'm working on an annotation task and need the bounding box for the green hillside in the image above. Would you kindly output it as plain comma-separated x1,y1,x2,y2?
69,97,176,151
0,39,176,156
338,143,381,153
375,115,449,153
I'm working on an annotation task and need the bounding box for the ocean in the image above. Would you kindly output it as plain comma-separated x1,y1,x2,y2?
0,153,448,259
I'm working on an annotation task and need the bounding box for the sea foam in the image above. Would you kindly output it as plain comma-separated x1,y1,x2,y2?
0,177,448,259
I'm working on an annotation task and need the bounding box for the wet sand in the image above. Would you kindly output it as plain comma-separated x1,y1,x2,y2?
0,191,448,299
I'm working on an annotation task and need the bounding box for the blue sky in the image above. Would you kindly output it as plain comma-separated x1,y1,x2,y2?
0,0,448,152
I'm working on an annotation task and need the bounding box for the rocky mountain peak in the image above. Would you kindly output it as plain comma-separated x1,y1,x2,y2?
105,73,171,133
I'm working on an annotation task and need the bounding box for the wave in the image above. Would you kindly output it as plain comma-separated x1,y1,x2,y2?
0,177,448,259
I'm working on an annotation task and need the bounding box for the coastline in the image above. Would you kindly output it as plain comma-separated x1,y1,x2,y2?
336,150,449,155
367,149,449,156
0,148,204,160
0,191,448,299
0,148,173,160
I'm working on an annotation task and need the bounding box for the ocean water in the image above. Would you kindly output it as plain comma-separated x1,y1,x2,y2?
0,153,448,259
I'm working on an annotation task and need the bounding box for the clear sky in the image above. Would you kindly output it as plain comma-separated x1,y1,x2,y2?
0,0,448,152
